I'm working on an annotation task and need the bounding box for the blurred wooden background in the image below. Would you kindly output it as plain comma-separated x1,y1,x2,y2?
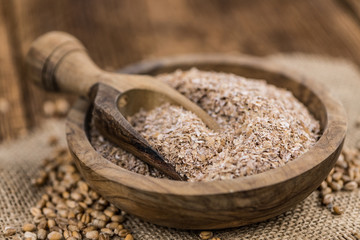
1,0,360,142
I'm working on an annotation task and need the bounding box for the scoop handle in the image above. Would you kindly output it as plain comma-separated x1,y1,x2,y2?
26,31,103,97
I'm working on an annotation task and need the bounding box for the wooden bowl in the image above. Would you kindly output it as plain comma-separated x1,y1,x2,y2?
66,54,347,230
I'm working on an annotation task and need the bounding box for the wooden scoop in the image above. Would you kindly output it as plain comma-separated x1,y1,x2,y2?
26,31,219,181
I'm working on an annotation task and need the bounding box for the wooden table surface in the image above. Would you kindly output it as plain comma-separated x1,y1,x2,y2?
1,0,360,142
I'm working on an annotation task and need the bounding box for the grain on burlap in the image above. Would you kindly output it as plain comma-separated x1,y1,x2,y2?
1,54,360,240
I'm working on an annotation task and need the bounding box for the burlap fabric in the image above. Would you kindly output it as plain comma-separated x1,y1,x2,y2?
1,54,360,239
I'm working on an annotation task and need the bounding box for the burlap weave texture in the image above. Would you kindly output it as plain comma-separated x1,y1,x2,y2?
1,54,360,239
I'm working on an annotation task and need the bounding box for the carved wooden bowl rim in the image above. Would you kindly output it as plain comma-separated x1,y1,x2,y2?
66,54,347,196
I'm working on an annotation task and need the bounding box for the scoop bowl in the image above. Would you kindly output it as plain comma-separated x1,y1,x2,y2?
66,54,347,229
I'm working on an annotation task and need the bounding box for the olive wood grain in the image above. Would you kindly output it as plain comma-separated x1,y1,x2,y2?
26,32,220,180
66,54,347,229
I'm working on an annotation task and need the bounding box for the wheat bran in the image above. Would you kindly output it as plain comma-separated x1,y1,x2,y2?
91,68,320,181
